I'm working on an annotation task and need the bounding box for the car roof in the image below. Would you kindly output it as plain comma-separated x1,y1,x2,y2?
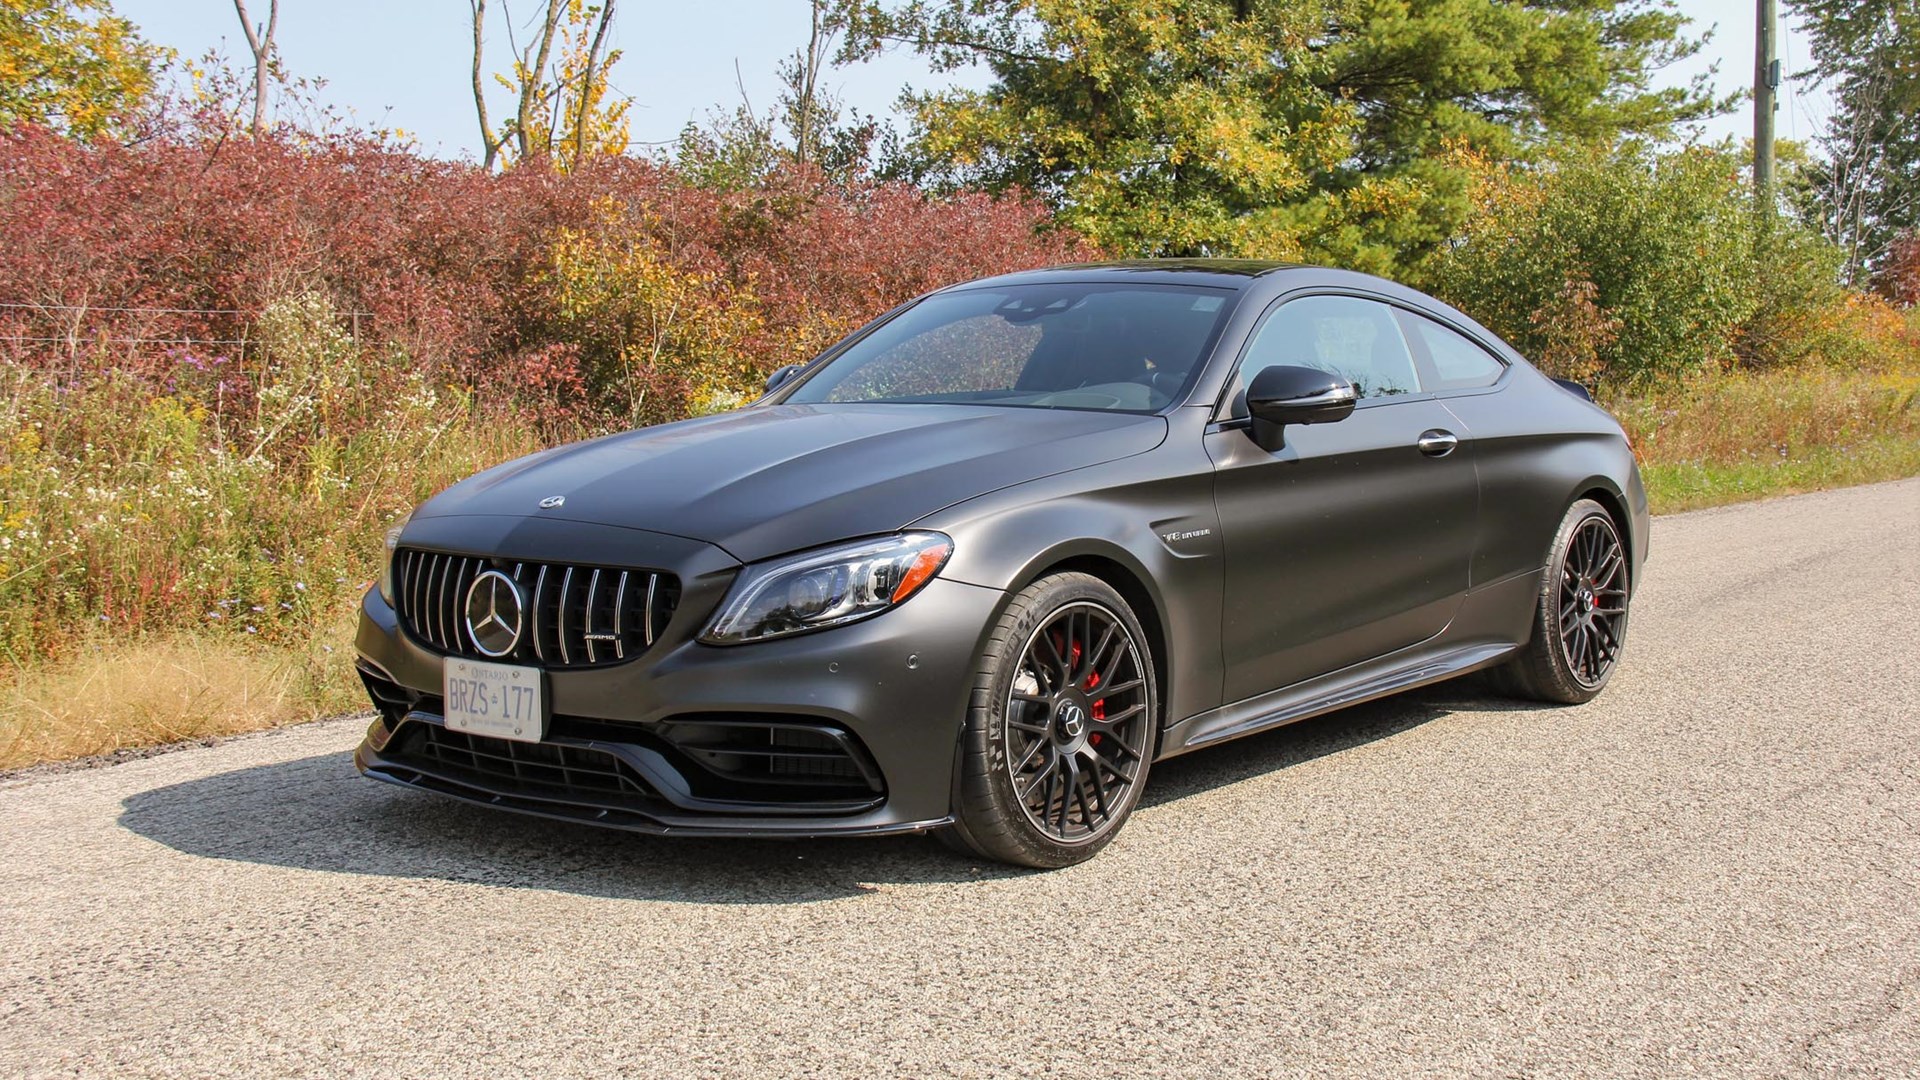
944,259,1303,292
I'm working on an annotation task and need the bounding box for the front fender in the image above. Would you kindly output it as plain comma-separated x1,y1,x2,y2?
914,408,1226,727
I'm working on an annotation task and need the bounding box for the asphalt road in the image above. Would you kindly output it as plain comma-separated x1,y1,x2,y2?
4,478,1918,1078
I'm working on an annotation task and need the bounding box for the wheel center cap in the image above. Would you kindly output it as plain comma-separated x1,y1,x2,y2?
1056,701,1088,740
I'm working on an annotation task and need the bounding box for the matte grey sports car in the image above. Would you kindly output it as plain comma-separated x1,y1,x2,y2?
354,261,1646,867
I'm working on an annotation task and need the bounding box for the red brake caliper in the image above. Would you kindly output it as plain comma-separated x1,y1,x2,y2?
1056,632,1107,744
1086,664,1104,743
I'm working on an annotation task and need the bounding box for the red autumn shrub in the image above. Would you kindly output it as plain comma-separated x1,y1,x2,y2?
1883,232,1920,308
0,127,1094,422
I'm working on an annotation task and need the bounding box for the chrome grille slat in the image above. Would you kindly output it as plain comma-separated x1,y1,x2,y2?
613,571,629,660
557,567,574,665
532,564,549,662
392,549,672,670
413,552,431,645
584,568,601,663
436,554,457,649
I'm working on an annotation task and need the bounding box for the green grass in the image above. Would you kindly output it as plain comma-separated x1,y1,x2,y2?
1640,433,1920,514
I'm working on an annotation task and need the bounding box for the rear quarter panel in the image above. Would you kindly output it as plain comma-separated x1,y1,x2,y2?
1440,369,1648,587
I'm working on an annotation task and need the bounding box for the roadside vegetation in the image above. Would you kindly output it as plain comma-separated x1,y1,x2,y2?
1,0,1916,769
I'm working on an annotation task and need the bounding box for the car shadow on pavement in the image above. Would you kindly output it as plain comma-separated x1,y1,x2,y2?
118,680,1534,905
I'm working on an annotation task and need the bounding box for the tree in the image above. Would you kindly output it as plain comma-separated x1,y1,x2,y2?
0,0,168,141
469,0,627,170
1425,143,1768,386
835,0,1722,266
231,0,277,137
674,1,878,189
1786,0,1918,287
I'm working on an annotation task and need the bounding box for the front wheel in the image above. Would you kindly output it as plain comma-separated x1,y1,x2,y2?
942,573,1157,868
1492,498,1631,704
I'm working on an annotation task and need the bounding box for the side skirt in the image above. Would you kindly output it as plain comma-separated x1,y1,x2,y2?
1157,640,1515,758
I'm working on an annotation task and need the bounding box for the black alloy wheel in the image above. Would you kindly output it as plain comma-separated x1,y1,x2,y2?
1004,600,1150,842
1557,514,1629,687
1491,498,1631,704
944,573,1157,867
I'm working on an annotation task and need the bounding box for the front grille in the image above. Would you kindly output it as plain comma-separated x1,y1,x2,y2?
395,723,662,806
394,548,679,668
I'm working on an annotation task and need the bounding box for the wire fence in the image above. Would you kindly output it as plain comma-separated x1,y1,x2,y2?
0,303,371,363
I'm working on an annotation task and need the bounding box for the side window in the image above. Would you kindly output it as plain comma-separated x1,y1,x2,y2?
1234,296,1420,408
1400,312,1506,391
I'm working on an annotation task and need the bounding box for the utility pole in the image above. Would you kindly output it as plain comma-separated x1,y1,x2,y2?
1754,0,1780,215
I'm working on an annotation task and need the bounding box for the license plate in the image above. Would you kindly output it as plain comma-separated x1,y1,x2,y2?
443,658,546,743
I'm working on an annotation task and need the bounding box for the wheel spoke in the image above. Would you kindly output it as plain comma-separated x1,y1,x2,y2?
1013,737,1049,776
1085,752,1113,819
1086,623,1121,680
1017,751,1058,800
1092,751,1137,787
1071,761,1098,827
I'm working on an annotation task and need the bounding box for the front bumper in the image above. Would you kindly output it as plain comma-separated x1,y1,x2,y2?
352,517,1003,838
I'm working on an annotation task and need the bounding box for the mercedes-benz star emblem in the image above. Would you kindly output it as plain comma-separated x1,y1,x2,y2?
538,495,566,509
1059,703,1087,739
463,570,525,657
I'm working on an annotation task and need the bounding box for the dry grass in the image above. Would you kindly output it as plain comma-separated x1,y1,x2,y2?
0,628,364,772
1609,369,1920,513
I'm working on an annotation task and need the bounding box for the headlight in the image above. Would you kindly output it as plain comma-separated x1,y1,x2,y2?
700,532,953,645
377,510,412,605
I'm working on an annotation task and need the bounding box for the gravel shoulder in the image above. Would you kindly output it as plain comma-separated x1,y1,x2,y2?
3,477,1917,1078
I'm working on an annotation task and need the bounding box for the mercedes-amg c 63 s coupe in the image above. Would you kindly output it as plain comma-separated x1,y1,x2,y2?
354,260,1646,867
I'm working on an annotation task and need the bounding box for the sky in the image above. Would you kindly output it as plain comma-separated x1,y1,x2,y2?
112,0,1836,162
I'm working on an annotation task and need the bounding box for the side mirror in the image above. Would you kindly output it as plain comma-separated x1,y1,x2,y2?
1245,365,1356,451
764,363,804,393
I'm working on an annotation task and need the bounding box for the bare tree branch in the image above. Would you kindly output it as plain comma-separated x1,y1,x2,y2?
572,1,618,166
471,0,506,169
232,0,278,137
515,2,565,161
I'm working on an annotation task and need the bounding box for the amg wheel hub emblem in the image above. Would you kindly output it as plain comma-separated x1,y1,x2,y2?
464,570,525,657
1057,702,1087,739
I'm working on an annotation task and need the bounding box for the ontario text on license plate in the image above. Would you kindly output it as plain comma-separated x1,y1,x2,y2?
443,658,546,743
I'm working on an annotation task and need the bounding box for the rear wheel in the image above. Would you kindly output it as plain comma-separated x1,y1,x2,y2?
942,573,1156,868
1492,498,1631,704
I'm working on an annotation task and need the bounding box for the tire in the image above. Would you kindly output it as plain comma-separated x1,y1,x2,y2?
941,573,1158,868
1491,498,1632,704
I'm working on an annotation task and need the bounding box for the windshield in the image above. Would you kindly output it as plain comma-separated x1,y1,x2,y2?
783,283,1237,413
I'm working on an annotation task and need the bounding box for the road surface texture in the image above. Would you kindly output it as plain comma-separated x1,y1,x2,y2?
4,478,1917,1078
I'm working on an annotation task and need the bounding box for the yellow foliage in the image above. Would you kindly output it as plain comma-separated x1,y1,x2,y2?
0,0,168,141
545,198,765,425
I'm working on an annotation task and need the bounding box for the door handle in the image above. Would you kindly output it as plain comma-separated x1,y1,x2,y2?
1416,429,1459,457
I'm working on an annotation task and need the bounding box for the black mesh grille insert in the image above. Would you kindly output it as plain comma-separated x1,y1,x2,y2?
394,723,662,805
393,549,679,669
653,715,885,800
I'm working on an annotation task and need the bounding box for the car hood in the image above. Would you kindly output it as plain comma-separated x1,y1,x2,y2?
417,403,1168,563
